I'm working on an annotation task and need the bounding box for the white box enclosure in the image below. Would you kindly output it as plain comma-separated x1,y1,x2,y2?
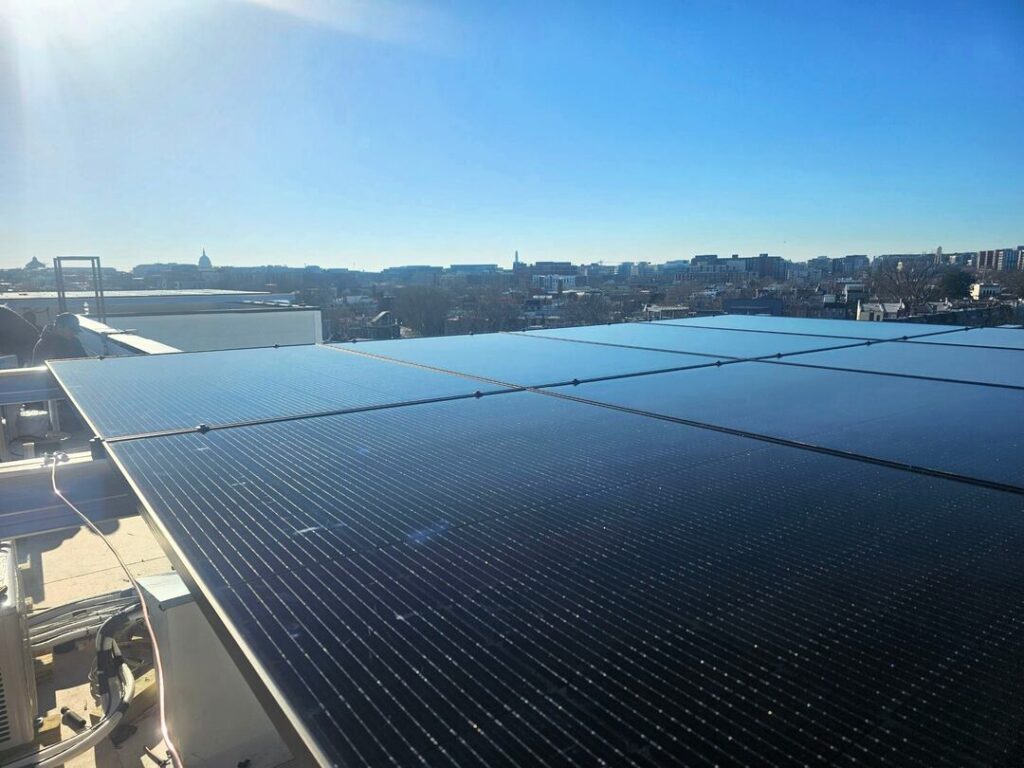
137,573,290,768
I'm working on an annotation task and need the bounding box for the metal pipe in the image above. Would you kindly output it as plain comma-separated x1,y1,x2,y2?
0,367,64,406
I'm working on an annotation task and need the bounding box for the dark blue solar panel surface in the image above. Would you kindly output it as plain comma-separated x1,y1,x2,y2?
774,341,1024,388
54,317,1024,767
336,333,723,384
556,362,1024,488
521,323,870,358
661,315,968,340
48,345,507,438
909,327,1024,350
108,392,1024,767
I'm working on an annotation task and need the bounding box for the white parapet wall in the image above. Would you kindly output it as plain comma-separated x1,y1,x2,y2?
101,308,323,352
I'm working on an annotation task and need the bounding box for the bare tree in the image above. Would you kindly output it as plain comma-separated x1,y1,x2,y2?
459,288,523,333
870,258,939,315
562,293,612,326
1000,271,1024,299
394,286,450,337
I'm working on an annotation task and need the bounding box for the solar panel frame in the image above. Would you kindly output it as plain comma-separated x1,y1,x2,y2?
48,344,514,439
907,326,1024,351
546,362,1024,490
657,315,969,340
770,340,1024,389
332,333,731,386
516,324,876,360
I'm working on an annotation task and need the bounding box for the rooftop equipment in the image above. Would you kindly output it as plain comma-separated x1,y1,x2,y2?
0,541,38,751
137,573,291,768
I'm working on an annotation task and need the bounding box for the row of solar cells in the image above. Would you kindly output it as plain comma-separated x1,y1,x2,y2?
50,320,1024,489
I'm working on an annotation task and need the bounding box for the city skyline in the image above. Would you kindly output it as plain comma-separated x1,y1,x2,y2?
3,0,1023,270
7,243,1023,274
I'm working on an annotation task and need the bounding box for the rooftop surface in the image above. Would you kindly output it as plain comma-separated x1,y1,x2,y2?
20,517,171,768
1,289,271,300
30,318,1024,766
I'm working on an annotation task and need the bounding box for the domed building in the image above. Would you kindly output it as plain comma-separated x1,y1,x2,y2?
198,249,212,269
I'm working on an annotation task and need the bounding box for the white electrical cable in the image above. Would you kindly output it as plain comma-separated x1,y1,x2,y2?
1,621,137,768
49,453,184,768
28,591,135,627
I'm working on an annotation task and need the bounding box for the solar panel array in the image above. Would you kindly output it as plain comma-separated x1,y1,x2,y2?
48,318,1024,767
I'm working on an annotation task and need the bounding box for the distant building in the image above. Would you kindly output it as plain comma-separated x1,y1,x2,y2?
198,249,212,269
836,255,869,275
721,296,784,316
841,282,867,304
348,310,401,341
24,257,45,270
133,262,203,289
976,249,1017,271
687,253,787,281
532,274,576,293
643,304,690,320
660,260,690,278
378,265,443,286
749,253,788,280
531,261,577,276
857,300,904,321
874,253,937,269
970,282,1001,301
448,264,498,275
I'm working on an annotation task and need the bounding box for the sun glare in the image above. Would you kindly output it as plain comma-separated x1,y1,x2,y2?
4,0,151,48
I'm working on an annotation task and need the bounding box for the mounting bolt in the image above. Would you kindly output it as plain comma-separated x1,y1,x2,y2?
473,391,482,399
197,423,210,434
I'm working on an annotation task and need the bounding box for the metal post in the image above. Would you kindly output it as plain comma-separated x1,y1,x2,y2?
89,258,98,317
94,257,107,322
46,399,61,433
0,411,11,463
54,258,68,315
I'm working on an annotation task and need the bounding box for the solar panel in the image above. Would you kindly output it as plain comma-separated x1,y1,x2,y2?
105,391,1024,767
48,345,509,438
773,341,1024,388
553,362,1024,489
520,323,869,359
909,327,1024,351
49,317,1024,766
660,315,969,340
336,333,728,384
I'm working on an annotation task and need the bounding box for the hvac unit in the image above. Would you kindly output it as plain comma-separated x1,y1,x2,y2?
137,573,291,768
0,540,38,750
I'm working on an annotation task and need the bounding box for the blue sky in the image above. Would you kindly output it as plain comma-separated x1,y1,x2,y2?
2,0,1022,270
